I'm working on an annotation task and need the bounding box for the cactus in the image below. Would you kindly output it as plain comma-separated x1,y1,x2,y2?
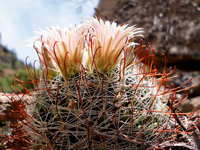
1,17,200,149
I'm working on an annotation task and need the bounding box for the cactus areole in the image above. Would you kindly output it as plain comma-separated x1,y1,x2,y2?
2,17,199,150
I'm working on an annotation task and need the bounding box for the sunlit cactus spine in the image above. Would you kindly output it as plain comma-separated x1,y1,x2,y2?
2,17,200,150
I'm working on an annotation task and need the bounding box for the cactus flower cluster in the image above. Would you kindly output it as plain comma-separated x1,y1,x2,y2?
1,17,199,150
34,18,143,78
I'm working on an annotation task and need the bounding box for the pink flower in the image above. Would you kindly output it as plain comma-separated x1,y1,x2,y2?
34,25,86,80
85,17,144,73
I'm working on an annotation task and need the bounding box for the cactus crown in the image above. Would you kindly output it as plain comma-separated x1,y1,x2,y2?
34,17,144,79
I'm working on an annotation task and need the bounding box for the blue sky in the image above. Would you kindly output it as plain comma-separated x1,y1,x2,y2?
0,0,99,67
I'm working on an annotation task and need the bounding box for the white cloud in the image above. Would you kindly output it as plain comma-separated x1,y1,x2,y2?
0,0,99,67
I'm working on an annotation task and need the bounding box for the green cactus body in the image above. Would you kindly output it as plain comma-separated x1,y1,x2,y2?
28,65,169,149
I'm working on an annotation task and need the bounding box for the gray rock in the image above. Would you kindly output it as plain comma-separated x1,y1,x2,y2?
95,0,200,71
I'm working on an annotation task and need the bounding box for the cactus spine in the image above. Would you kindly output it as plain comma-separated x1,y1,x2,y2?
2,17,199,150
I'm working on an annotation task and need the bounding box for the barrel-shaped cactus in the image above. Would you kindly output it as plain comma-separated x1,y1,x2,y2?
2,17,199,150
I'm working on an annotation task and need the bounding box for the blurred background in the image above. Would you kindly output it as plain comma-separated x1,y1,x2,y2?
0,0,99,93
0,0,200,116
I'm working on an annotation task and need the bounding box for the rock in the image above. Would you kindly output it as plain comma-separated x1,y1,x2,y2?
95,0,200,71
0,93,32,148
180,96,200,116
0,93,31,123
169,71,200,97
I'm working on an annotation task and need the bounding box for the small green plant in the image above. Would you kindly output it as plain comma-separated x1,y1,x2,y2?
0,67,34,93
1,17,200,150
